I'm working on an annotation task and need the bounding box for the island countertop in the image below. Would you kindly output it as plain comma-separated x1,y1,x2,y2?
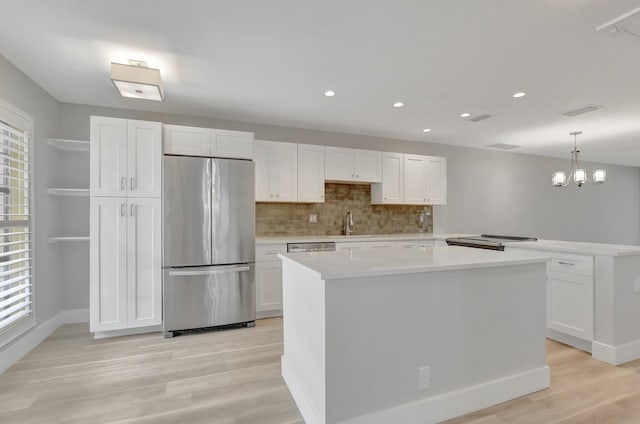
279,245,549,280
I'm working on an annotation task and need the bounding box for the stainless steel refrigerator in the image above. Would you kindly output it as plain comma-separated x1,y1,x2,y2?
162,155,255,337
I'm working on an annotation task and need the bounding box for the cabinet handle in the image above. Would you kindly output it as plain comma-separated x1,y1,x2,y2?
356,174,359,178
320,195,324,199
120,177,126,190
270,194,274,198
351,174,355,177
263,252,280,256
130,178,135,191
120,204,126,217
130,204,136,216
557,261,575,266
276,194,280,198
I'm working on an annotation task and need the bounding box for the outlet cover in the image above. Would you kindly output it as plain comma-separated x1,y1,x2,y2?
418,366,430,390
635,277,640,293
308,213,318,224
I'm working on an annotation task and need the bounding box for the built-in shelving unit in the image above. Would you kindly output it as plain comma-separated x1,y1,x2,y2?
48,236,90,244
47,138,90,152
47,188,90,197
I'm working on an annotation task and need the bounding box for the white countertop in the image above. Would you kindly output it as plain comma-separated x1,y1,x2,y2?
256,233,468,245
506,239,640,257
279,246,549,279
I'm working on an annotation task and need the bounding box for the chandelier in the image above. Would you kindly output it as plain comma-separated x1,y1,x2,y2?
552,131,606,187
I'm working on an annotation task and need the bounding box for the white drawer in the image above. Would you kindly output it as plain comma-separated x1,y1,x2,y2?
547,253,593,277
336,242,369,252
368,241,397,249
256,244,287,262
397,241,419,249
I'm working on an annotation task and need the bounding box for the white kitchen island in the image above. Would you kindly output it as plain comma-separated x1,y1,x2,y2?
279,246,550,424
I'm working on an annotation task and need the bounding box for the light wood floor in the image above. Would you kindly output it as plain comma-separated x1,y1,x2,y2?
1,319,640,424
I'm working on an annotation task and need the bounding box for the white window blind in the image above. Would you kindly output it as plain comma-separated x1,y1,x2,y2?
0,118,32,336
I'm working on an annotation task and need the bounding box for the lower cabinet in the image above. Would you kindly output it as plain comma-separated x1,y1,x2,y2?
255,244,287,318
90,197,162,333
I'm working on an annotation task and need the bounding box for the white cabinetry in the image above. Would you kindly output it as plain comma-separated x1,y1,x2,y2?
371,152,403,204
297,144,325,203
90,117,162,197
163,124,253,159
254,140,298,202
90,197,162,332
425,156,447,205
325,147,382,183
255,244,287,318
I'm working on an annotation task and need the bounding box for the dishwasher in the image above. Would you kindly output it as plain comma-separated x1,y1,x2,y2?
287,242,336,253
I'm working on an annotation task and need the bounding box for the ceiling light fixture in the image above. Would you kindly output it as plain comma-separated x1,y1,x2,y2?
552,131,606,187
460,112,471,118
393,102,404,108
324,90,336,97
513,92,526,98
422,128,431,133
111,60,164,101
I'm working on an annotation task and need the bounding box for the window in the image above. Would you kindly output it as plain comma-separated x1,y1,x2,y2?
0,99,33,347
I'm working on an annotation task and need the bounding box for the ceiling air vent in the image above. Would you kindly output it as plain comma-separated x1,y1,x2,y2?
469,114,492,122
561,105,603,117
486,143,521,150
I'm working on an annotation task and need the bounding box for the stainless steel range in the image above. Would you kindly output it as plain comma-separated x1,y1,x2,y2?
445,234,538,251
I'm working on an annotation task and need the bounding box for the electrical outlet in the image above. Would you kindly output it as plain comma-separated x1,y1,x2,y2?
634,277,640,293
308,213,318,224
418,366,430,390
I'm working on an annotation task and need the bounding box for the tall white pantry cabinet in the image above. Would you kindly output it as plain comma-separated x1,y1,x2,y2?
89,116,162,335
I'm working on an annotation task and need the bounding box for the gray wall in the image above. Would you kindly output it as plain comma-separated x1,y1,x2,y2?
60,102,640,246
0,55,62,341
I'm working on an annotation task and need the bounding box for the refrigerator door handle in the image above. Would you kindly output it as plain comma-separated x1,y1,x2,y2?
168,266,251,277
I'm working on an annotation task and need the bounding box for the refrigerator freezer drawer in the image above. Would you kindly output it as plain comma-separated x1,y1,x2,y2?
163,264,255,334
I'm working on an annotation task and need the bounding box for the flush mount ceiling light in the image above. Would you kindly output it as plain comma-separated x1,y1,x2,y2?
111,60,164,101
513,92,526,98
552,131,606,188
460,112,471,118
393,102,404,108
324,90,336,97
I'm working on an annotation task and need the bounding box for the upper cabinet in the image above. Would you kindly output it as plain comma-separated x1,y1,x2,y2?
297,144,325,203
372,153,447,205
325,147,382,183
254,140,298,202
163,124,253,159
90,117,162,198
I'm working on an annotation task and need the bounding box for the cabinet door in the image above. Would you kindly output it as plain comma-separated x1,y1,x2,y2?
372,152,403,204
212,129,254,159
298,144,325,203
256,261,283,314
336,242,369,252
403,154,429,204
127,120,162,198
163,125,211,156
269,142,298,202
253,141,271,201
354,150,382,182
126,198,162,328
425,156,447,205
90,197,127,332
547,270,594,340
90,116,128,197
325,147,354,181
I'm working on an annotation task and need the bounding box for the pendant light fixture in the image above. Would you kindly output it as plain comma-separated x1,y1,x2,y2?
552,131,606,187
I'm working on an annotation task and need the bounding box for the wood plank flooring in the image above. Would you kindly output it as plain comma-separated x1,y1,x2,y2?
1,318,639,423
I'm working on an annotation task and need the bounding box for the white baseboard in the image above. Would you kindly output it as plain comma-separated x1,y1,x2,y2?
257,310,283,319
93,325,162,339
61,308,89,324
282,355,324,424
0,308,91,375
592,339,640,366
339,366,550,424
546,329,592,353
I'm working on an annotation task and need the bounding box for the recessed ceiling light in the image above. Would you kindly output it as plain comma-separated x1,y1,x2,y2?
513,92,526,98
324,90,336,97
393,102,404,108
460,112,471,118
422,128,431,133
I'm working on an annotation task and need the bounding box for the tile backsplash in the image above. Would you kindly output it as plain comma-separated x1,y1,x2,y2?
256,183,432,236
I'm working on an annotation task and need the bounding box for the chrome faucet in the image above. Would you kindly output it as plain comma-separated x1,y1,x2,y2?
344,211,354,236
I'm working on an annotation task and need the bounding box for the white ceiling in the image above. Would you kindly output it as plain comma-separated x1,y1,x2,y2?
2,0,640,166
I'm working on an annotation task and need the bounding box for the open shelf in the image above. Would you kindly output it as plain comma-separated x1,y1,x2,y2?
47,138,90,152
48,236,90,244
47,188,90,197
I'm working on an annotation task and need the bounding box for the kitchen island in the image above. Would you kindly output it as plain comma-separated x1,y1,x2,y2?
279,246,550,424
